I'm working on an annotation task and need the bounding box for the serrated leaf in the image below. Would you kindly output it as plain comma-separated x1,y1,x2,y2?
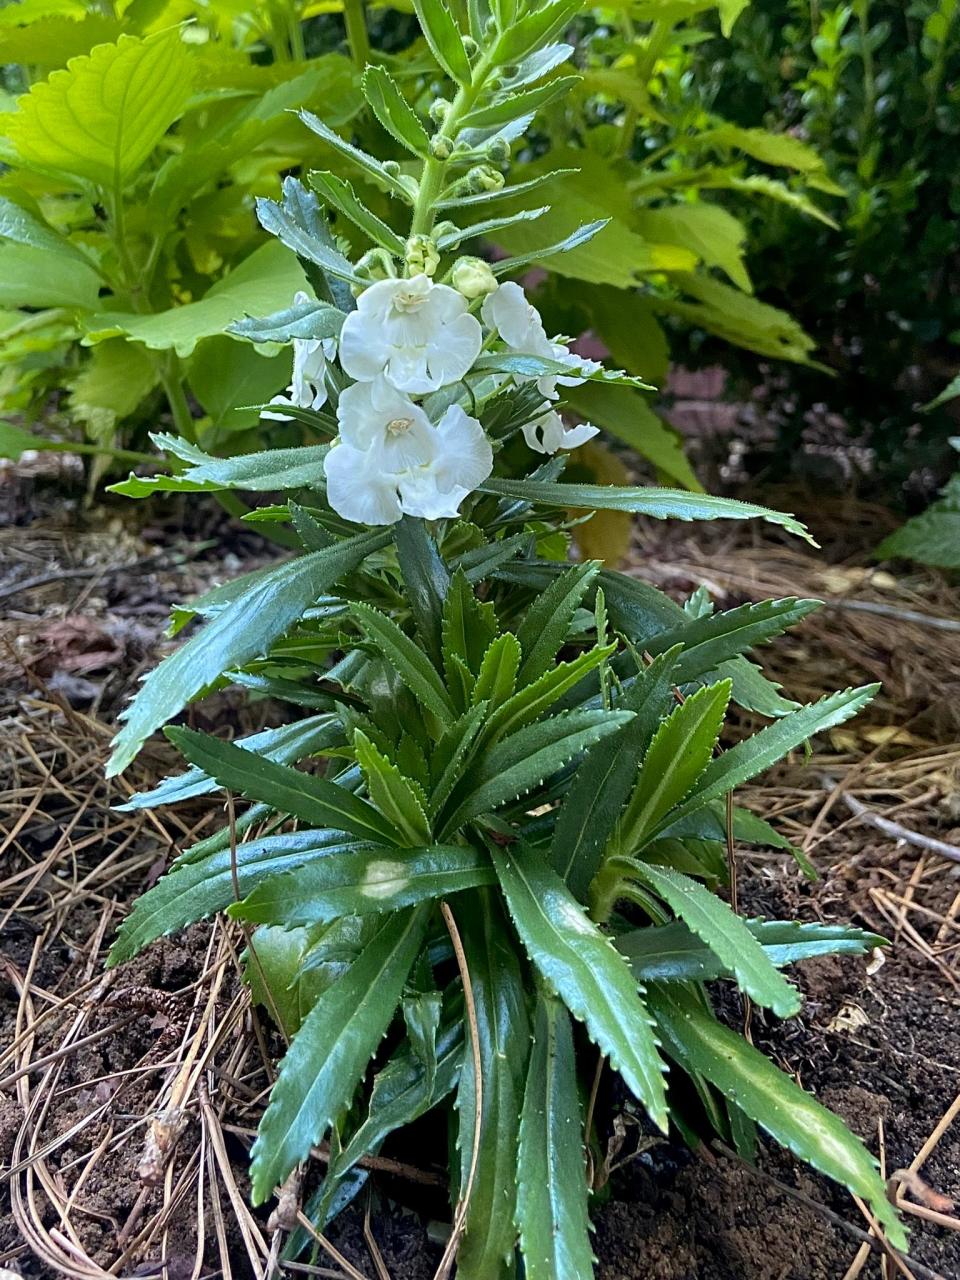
250,906,430,1204
493,0,582,62
257,183,363,286
517,991,594,1280
615,918,885,983
107,529,390,775
462,75,580,130
515,560,600,687
428,702,489,818
442,709,632,834
351,601,455,724
354,730,431,845
648,984,906,1249
361,65,430,156
308,170,406,255
437,205,550,252
231,843,494,926
479,478,816,545
488,838,668,1131
300,108,415,203
634,865,800,1017
491,219,609,276
413,0,472,83
7,29,192,188
109,435,331,499
471,632,521,712
484,642,617,743
666,598,822,682
228,298,345,345
394,516,450,663
436,168,579,211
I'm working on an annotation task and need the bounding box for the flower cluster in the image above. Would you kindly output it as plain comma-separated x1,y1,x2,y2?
267,275,600,526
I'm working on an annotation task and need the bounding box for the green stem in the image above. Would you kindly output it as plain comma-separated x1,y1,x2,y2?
158,355,197,444
343,0,370,70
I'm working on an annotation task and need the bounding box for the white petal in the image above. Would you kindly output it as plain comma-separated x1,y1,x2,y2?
339,310,392,383
324,443,402,525
481,281,549,352
260,391,295,422
425,312,483,388
433,404,493,492
399,471,470,521
522,410,598,454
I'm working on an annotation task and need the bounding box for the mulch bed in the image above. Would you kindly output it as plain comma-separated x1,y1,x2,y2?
2,459,960,1279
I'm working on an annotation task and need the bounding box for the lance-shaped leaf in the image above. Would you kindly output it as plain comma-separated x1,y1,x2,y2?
228,298,345,345
650,685,879,839
351,601,455,724
648,984,907,1249
659,598,823,681
483,643,617,743
517,991,594,1280
479,478,815,545
309,171,406,255
361,65,430,156
110,433,331,498
394,515,450,663
441,709,632,834
300,109,416,202
438,206,550,251
491,220,609,275
437,168,579,210
634,864,800,1017
515,560,600,687
231,843,494,927
168,728,401,846
428,702,489,818
462,75,581,130
615,918,885,983
354,731,431,846
107,529,390,775
413,0,472,83
488,838,668,1131
107,829,363,967
257,190,363,286
250,906,430,1204
471,633,521,712
494,0,583,62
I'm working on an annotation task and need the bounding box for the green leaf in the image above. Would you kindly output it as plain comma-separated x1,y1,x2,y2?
86,240,309,358
876,471,960,568
308,171,406,255
550,647,680,897
438,206,551,252
228,298,345,345
443,709,632,834
668,599,822,683
565,386,700,492
517,992,594,1280
413,0,472,83
0,194,92,263
658,273,817,366
634,865,800,1017
455,891,530,1279
652,686,879,839
395,516,450,663
492,219,610,277
0,243,101,310
354,730,431,846
107,829,362,967
515,560,600,687
244,925,334,1037
615,680,731,850
257,181,364,286
437,168,580,211
703,124,829,174
361,65,430,156
489,838,668,1130
250,906,430,1204
648,984,906,1249
351,601,455,724
300,109,415,203
109,434,331,499
636,203,752,293
471,632,521,712
106,530,390,775
231,844,494,926
462,76,581,130
494,0,583,62
188,338,291,436
479,478,816,545
7,29,192,187
616,918,885,983
484,644,617,743
428,702,489,818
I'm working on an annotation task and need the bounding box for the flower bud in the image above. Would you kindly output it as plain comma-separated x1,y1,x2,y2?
355,248,397,283
451,256,497,299
382,159,401,177
467,164,505,193
461,34,479,58
429,134,454,160
428,97,451,126
404,234,440,277
485,136,511,164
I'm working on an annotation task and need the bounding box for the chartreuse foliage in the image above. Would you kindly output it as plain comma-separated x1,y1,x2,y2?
103,0,907,1273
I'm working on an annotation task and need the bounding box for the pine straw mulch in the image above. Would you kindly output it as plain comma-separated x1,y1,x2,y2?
2,494,960,1279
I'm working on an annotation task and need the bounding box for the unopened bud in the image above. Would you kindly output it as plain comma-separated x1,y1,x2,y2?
451,256,497,299
405,234,440,277
382,159,401,176
428,97,452,125
429,134,454,160
355,248,396,285
467,164,505,193
485,136,511,163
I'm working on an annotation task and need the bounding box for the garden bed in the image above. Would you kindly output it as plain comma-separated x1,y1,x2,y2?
2,469,959,1280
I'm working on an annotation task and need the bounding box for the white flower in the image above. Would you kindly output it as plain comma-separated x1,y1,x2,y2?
261,291,336,421
481,281,601,399
522,409,599,455
339,274,483,394
324,378,493,525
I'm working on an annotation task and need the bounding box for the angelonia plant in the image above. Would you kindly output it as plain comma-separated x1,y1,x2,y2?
105,0,907,1273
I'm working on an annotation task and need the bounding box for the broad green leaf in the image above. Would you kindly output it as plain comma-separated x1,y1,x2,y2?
616,918,884,983
648,984,906,1248
354,730,431,845
250,906,430,1204
0,194,92,263
634,864,800,1017
86,240,309,358
68,339,158,436
517,992,594,1280
877,470,960,568
7,29,192,187
515,560,600,687
658,273,817,366
351,602,455,724
479,478,816,545
582,288,670,383
117,714,339,810
0,243,101,310
308,171,406,255
455,892,530,1279
615,680,731,850
550,646,680,897
703,124,828,173
361,65,430,156
413,0,472,83
244,925,334,1037
489,838,668,1131
651,685,879,839
636,203,752,292
107,829,361,967
231,844,494,926
565,386,700,492
106,529,390,775
188,338,290,436
168,727,401,845
442,709,632,834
